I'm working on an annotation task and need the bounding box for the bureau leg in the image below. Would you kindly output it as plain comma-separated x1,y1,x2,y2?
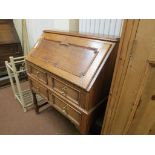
32,91,39,114
80,114,92,135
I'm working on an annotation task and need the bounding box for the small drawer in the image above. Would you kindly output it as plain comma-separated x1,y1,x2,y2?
27,63,47,84
30,79,48,100
49,92,81,126
48,75,80,104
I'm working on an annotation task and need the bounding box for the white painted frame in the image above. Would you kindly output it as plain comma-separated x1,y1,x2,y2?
5,56,45,112
5,56,31,112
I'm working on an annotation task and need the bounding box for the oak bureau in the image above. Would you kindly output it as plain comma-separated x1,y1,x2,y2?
26,31,118,134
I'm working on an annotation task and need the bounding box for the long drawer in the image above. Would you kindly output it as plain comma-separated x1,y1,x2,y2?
49,91,81,126
27,63,87,109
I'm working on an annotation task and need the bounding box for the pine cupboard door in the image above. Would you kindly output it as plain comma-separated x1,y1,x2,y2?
102,20,155,134
127,62,155,134
127,20,155,134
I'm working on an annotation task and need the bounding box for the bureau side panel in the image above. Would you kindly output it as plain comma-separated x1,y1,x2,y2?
86,42,119,110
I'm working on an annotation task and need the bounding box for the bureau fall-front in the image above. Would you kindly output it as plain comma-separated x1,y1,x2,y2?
26,31,118,134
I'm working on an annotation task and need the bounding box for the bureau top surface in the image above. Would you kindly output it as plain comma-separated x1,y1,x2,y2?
26,31,116,91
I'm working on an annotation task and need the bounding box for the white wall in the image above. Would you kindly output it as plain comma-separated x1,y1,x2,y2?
13,19,123,51
79,19,123,37
13,19,22,42
53,19,69,31
13,19,69,48
26,19,53,48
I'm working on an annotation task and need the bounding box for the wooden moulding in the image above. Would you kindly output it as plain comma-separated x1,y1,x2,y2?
43,30,119,42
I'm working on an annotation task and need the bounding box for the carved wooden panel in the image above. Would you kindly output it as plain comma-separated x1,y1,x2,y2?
30,39,100,77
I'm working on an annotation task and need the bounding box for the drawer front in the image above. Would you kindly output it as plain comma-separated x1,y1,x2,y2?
30,79,48,100
48,75,80,104
27,64,47,84
49,92,81,126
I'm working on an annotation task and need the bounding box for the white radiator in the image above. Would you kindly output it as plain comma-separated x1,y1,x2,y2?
79,19,123,37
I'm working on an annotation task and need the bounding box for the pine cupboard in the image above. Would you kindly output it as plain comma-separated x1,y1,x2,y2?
102,20,155,134
26,31,119,134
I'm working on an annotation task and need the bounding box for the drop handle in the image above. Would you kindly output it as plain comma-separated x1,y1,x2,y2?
61,87,67,96
61,92,66,96
62,105,68,113
60,42,69,46
62,86,67,91
36,71,40,77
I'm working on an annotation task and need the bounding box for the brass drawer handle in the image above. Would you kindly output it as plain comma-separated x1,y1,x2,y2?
61,86,67,96
60,42,69,46
62,86,67,91
62,105,68,113
61,92,66,96
36,71,40,77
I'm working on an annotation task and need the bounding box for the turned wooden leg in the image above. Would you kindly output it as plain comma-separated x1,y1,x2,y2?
32,91,39,114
